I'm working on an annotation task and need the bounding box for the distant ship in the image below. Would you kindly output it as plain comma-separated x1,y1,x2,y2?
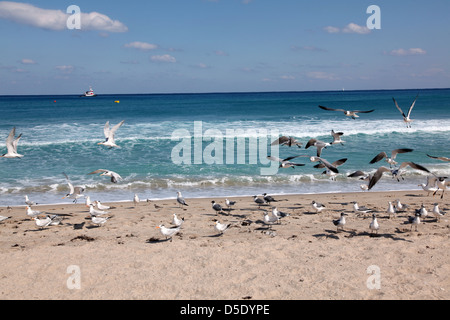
80,86,97,97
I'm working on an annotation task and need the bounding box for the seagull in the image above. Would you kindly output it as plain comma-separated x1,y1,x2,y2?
271,136,302,148
133,194,140,207
311,200,326,214
271,207,289,223
263,210,279,228
393,95,418,128
302,156,339,174
32,216,56,229
348,171,372,191
431,203,445,222
427,154,450,162
368,162,430,190
171,213,185,227
407,212,421,231
96,201,113,210
314,158,347,181
85,195,93,207
62,173,85,203
318,105,375,119
333,212,348,232
91,215,110,227
267,155,305,169
387,201,396,219
395,199,410,212
369,148,414,167
305,138,331,157
26,205,42,218
225,198,236,210
24,195,37,206
156,224,180,241
369,214,380,235
88,169,123,183
0,127,23,158
253,195,266,208
211,201,223,214
48,214,62,226
214,220,231,235
330,130,345,145
89,203,108,217
418,175,439,196
432,175,449,199
176,191,188,208
262,193,277,205
417,204,428,219
352,201,373,217
98,120,125,148
0,215,11,222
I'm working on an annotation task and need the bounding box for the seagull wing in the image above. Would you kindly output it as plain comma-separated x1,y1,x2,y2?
317,157,339,174
348,170,367,178
391,148,414,159
109,120,125,138
103,121,111,139
271,136,289,146
398,162,430,173
332,158,348,167
352,109,375,114
427,154,450,162
318,105,345,112
5,127,18,153
368,167,392,190
393,97,406,118
370,152,388,164
267,156,283,163
88,169,108,175
407,95,419,118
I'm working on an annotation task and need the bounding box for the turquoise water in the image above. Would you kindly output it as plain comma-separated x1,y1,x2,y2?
0,89,449,206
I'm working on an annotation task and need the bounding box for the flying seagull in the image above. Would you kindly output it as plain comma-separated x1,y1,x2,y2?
368,162,430,190
88,169,123,183
314,158,347,180
330,130,345,145
427,154,450,162
370,148,414,167
267,155,305,169
318,105,375,119
62,172,85,203
271,136,302,148
1,127,23,158
98,120,125,148
393,95,418,128
305,139,331,157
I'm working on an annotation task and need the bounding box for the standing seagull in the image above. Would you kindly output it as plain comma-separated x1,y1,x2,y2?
311,201,326,214
432,203,445,222
369,214,380,235
62,173,85,203
176,191,188,208
253,195,266,208
386,201,396,219
91,215,110,227
171,213,185,227
393,95,418,128
407,212,421,231
318,105,375,119
214,220,231,235
24,195,37,206
1,127,23,158
98,120,125,148
263,193,277,205
89,203,108,217
211,201,223,215
333,213,348,232
156,224,180,242
263,210,279,228
88,169,123,183
133,194,140,207
432,175,449,199
225,198,236,210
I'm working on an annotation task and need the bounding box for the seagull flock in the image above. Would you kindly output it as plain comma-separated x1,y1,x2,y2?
0,96,448,238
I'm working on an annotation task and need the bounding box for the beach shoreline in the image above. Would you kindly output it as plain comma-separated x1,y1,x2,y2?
0,188,448,300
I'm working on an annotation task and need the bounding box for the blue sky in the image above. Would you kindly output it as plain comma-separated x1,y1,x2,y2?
0,0,449,95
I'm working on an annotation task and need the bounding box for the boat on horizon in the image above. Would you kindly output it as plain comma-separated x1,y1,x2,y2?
80,86,97,97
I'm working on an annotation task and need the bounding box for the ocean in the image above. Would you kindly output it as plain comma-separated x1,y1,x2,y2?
0,89,449,207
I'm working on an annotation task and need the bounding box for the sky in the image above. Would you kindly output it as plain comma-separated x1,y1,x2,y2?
0,0,449,95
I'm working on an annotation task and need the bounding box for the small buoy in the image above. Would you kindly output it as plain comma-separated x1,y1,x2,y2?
114,100,120,103
53,100,56,103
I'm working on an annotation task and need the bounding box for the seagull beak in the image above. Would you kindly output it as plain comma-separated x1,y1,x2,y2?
156,226,160,229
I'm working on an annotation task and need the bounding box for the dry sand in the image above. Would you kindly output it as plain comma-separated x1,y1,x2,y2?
0,190,449,300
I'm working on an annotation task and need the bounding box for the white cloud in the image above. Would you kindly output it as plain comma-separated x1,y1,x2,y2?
388,48,427,56
307,71,339,81
280,75,295,80
150,54,176,63
0,1,128,32
124,41,158,50
20,58,36,65
324,23,370,35
323,26,340,34
214,50,229,56
55,65,74,73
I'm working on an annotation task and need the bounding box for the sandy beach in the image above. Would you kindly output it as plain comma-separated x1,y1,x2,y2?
0,189,448,300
